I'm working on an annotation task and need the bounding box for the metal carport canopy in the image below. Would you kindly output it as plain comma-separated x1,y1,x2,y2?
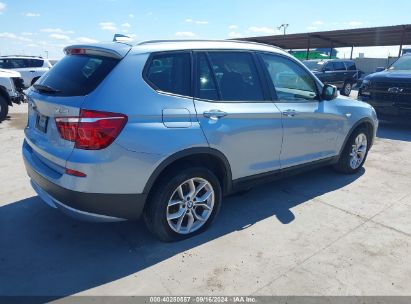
238,24,411,50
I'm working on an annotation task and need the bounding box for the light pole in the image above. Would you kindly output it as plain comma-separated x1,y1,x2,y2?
45,51,49,58
278,23,289,36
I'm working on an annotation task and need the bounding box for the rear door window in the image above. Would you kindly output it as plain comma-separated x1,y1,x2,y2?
145,52,191,97
35,54,119,96
323,62,334,71
1,59,28,68
28,59,44,68
197,53,219,100
11,59,27,68
333,61,346,71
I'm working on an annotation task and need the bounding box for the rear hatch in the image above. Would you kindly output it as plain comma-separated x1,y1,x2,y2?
25,43,131,170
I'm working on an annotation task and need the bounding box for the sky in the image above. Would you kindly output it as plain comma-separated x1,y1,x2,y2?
0,0,410,59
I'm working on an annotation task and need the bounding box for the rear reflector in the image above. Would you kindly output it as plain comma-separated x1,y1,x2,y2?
55,109,127,150
65,168,87,177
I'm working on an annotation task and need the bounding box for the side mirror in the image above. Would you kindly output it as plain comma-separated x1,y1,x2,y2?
322,84,338,101
376,67,385,72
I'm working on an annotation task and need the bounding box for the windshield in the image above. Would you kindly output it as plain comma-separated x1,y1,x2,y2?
389,56,411,71
303,60,325,71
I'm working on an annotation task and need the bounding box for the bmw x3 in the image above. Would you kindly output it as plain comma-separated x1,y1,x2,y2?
23,40,378,241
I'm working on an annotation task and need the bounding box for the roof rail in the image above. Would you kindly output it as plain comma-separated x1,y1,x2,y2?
137,39,284,51
137,39,221,45
229,39,284,51
0,55,44,58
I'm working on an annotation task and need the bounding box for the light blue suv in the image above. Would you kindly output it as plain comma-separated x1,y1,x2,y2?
23,40,378,241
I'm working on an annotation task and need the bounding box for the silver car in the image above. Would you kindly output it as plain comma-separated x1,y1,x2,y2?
23,40,378,241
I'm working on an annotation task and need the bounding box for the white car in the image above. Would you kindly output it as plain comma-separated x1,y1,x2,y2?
0,69,25,121
0,56,52,88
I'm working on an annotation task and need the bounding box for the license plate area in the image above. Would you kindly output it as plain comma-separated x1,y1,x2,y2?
35,113,49,133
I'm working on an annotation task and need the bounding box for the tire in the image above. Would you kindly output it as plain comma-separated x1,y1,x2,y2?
144,166,222,242
0,96,9,122
341,81,352,96
334,127,369,174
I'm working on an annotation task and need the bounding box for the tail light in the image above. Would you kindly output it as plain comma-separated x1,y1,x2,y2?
55,109,127,150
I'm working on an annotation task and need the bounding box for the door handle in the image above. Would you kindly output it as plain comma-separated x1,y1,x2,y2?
203,110,227,120
282,109,297,117
29,70,36,73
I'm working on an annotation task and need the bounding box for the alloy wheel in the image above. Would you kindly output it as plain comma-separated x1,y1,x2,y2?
166,177,215,234
344,83,352,95
349,133,368,169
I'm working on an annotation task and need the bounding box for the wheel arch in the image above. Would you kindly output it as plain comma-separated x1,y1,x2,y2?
339,117,375,155
0,86,12,106
143,147,233,197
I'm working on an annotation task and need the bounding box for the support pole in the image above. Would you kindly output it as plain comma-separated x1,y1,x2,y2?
350,46,354,60
398,26,406,57
306,36,311,60
329,42,333,59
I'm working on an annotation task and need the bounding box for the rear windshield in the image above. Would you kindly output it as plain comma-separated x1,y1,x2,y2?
35,54,119,96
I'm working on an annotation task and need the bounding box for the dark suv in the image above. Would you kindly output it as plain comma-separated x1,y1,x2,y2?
303,59,359,96
358,54,411,121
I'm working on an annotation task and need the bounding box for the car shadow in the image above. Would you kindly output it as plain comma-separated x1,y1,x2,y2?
0,167,364,300
377,120,411,142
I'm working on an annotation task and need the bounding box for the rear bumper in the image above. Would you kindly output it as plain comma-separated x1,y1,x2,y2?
24,152,148,221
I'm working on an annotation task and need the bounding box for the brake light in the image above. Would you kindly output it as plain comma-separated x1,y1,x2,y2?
66,48,86,55
55,109,127,150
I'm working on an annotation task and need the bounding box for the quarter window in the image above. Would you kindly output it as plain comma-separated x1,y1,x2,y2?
261,54,318,102
146,52,191,97
28,59,44,68
205,52,265,102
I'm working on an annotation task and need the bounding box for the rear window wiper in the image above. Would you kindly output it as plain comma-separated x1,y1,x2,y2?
33,84,61,93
